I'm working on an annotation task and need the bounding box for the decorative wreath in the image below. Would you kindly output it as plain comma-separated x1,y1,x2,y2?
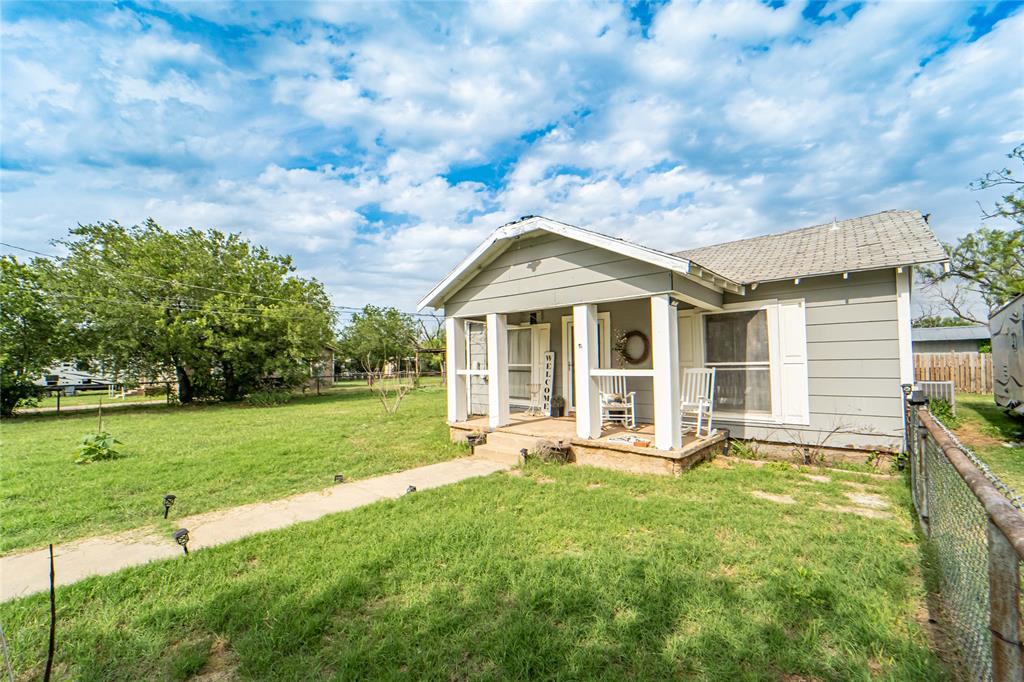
615,330,650,365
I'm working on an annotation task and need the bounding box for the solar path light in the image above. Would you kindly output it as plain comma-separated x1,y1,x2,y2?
163,494,176,519
173,528,190,555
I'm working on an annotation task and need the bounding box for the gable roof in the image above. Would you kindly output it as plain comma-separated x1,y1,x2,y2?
912,325,990,342
674,210,947,285
418,209,949,311
417,216,742,310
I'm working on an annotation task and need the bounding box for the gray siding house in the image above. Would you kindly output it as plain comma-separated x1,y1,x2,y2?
420,210,948,453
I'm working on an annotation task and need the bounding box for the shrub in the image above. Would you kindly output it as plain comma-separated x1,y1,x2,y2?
76,432,122,464
929,398,961,429
246,388,293,407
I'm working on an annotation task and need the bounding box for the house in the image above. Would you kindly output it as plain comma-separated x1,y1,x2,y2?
912,325,990,353
418,210,948,460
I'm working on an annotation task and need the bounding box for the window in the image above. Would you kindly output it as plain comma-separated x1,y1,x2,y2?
704,309,772,415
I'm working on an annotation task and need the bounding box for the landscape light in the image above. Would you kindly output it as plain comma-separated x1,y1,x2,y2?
405,485,417,495
520,448,528,465
163,494,176,519
334,474,345,483
173,528,190,555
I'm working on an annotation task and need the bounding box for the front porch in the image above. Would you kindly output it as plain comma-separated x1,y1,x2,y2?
451,413,728,477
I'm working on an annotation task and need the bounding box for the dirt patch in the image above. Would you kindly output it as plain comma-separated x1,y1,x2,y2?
954,420,1004,449
801,473,831,484
816,504,893,520
505,469,524,477
534,475,555,485
844,492,890,510
586,482,603,489
192,637,238,681
751,490,797,505
709,457,733,469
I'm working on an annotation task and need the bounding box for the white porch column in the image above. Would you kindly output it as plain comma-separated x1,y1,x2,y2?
445,317,467,424
573,303,601,440
651,295,682,450
486,312,510,429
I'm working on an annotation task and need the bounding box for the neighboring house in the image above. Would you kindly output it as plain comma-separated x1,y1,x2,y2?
311,345,336,386
419,210,948,453
912,325,990,353
35,361,115,388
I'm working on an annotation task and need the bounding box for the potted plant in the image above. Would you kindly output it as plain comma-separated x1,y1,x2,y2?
551,395,565,418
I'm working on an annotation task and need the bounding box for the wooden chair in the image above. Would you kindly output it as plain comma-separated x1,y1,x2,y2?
680,368,716,438
598,375,636,429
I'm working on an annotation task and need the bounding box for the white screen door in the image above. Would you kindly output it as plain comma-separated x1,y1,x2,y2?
561,313,610,412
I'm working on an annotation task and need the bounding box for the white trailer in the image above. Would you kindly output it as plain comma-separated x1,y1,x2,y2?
990,293,1024,416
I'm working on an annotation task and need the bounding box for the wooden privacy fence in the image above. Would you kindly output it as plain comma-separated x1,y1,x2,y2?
915,352,993,394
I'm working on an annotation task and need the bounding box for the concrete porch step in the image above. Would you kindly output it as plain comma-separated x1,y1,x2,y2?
472,444,523,466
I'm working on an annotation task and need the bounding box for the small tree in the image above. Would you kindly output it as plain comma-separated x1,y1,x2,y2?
337,305,419,413
921,145,1024,323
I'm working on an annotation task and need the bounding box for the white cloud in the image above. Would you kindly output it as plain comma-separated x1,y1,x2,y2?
1,0,1021,317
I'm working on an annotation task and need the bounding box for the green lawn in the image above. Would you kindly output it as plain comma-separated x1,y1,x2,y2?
0,386,464,553
33,391,166,409
948,393,1024,493
0,461,945,681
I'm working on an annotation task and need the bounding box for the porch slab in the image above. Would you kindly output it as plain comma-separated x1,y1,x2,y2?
451,414,727,477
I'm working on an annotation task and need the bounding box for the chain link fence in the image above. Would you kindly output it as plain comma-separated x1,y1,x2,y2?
904,389,1024,681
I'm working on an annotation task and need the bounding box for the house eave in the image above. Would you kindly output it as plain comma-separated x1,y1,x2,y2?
417,216,744,311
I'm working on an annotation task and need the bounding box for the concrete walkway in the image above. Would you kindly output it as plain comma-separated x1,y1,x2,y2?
0,456,512,601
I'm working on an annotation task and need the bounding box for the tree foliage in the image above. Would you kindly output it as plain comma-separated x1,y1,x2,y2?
911,315,976,328
921,145,1024,323
0,256,70,415
336,305,418,373
50,220,337,402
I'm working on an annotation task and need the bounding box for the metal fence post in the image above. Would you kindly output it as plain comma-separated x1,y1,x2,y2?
988,520,1024,680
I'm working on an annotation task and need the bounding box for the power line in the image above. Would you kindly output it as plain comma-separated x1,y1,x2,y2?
1,241,441,319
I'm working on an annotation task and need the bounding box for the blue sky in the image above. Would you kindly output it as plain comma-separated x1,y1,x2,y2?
1,1,1022,315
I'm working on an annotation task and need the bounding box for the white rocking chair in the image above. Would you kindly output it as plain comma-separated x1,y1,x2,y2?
598,375,636,429
680,368,716,439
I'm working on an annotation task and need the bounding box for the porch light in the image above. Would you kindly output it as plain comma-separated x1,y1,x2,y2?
405,485,417,494
163,494,176,519
173,528,190,555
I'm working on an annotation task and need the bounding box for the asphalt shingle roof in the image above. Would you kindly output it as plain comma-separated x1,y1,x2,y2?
674,209,948,285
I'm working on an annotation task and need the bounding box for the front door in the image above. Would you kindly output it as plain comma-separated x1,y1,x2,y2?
561,313,611,412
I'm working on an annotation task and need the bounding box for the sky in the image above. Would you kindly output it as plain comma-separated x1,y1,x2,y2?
2,0,1022,319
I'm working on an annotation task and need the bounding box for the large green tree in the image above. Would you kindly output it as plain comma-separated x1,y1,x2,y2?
0,256,70,415
337,305,418,373
922,145,1024,323
52,220,336,402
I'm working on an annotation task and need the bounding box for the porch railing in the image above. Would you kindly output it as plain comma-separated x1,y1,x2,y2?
903,388,1024,680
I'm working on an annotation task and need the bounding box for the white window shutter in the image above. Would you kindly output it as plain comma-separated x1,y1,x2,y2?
677,311,698,370
778,299,809,424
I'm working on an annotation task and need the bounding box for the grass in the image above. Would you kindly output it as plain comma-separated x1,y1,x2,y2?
33,391,165,409
0,385,464,553
0,460,946,681
948,392,1024,492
